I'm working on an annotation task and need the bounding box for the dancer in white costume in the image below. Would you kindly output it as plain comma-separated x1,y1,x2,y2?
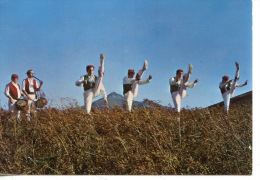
75,53,108,114
123,60,152,112
169,64,198,113
219,62,247,112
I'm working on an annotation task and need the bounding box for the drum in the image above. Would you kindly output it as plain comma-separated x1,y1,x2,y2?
36,97,48,108
15,99,28,112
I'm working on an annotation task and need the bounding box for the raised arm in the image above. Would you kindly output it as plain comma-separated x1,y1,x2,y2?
236,80,248,87
139,75,152,85
35,80,43,92
185,79,199,88
36,80,43,91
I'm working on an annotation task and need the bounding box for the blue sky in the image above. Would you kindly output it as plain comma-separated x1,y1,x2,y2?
0,0,253,109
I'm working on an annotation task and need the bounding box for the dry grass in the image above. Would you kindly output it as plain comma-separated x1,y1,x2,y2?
0,102,252,175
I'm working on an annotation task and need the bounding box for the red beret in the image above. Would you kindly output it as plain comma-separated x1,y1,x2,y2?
128,69,135,74
26,69,33,74
222,76,229,81
11,74,19,79
176,69,183,74
86,65,95,71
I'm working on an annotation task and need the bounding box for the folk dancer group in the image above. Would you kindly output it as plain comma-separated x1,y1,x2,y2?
5,53,248,120
74,53,247,114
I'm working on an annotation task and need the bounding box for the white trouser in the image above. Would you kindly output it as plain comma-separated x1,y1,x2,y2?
222,69,239,111
8,99,21,121
124,69,145,112
84,65,105,113
24,94,37,116
171,72,190,112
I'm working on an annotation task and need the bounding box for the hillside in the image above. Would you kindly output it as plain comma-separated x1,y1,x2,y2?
208,91,252,108
0,100,252,175
93,91,252,111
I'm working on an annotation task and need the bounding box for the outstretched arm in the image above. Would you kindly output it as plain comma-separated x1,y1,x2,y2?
75,76,85,86
139,75,152,85
236,80,248,87
186,79,199,88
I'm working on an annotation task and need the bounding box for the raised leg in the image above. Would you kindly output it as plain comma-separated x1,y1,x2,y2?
93,53,106,97
136,60,148,79
230,62,240,96
179,64,192,98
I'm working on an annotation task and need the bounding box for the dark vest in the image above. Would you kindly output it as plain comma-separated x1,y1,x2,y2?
220,84,231,94
83,75,97,91
24,78,37,94
170,78,181,93
123,84,132,95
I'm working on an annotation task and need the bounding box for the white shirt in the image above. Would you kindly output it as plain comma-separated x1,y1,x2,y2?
5,82,22,99
75,75,96,86
169,77,196,88
76,75,107,100
123,76,151,85
22,78,39,93
219,81,243,89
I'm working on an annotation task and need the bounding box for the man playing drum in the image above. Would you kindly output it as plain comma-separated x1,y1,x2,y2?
219,62,248,112
75,53,108,114
169,64,198,113
4,74,23,121
22,69,43,120
123,60,152,112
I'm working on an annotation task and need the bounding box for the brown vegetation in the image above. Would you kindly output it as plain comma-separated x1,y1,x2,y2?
0,103,252,175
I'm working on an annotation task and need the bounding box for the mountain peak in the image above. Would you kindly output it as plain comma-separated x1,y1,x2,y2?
107,92,123,98
92,92,165,109
92,92,124,108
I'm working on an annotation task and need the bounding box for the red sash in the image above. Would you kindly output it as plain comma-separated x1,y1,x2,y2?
9,83,20,99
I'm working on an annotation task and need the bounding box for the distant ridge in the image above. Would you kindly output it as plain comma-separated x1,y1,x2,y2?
92,92,167,109
92,92,142,108
93,91,252,110
207,91,252,108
